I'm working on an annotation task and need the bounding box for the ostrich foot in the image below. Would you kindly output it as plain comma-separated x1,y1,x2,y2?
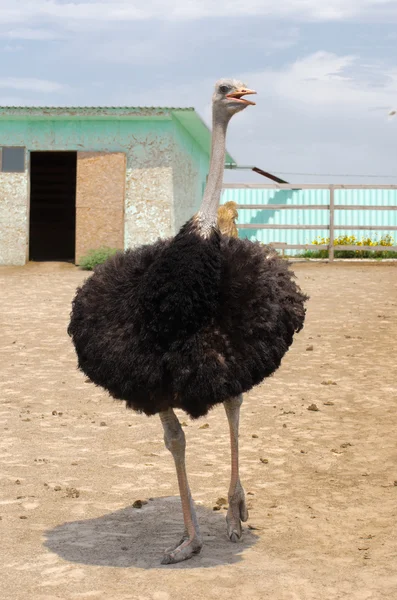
226,482,248,542
161,534,203,564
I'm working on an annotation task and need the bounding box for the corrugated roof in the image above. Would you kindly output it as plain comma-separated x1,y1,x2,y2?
0,106,194,118
0,106,193,109
0,106,194,109
0,105,236,165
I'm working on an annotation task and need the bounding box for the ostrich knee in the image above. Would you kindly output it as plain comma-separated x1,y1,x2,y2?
164,427,186,464
162,414,186,463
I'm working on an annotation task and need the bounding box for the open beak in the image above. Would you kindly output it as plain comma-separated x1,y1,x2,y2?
226,88,256,106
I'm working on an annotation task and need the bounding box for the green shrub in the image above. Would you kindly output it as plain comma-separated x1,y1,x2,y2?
297,234,397,259
78,247,119,270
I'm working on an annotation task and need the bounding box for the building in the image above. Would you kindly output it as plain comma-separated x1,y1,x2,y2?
0,106,235,265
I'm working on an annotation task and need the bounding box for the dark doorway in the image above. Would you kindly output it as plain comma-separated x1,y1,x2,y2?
29,152,77,261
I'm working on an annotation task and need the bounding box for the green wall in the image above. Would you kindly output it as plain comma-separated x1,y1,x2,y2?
0,114,210,264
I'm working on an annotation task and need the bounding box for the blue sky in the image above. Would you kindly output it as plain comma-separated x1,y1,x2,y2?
1,0,397,183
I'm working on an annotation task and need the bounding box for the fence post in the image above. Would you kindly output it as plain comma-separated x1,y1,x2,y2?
329,185,335,261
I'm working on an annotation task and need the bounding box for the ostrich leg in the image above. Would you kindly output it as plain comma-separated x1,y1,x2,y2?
224,395,248,541
159,408,203,564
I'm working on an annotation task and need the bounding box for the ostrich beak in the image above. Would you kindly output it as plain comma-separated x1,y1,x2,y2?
226,88,257,105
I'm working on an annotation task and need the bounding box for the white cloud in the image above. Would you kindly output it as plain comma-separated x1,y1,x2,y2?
0,94,30,105
3,43,22,51
4,27,61,40
0,0,397,26
87,38,171,65
0,77,66,92
249,52,397,112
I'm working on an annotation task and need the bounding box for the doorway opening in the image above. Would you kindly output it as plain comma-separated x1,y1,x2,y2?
29,151,77,261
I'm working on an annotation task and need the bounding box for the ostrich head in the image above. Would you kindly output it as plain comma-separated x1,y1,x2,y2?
197,78,256,229
213,79,256,118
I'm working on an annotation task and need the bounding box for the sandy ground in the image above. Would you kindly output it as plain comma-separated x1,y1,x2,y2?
0,260,396,600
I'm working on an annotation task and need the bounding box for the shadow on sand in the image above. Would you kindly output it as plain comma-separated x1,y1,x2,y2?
44,496,259,569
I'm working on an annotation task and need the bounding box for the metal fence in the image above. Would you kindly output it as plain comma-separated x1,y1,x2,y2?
222,184,397,260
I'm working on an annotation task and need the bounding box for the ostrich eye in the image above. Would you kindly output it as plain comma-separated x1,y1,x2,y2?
219,85,229,94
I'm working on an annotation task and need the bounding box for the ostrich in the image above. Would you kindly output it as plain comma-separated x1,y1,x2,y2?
217,200,239,237
68,79,308,565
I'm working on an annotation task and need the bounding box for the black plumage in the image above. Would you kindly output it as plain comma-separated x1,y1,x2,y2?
68,217,307,419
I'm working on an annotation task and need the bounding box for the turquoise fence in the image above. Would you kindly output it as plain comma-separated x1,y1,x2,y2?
221,184,397,257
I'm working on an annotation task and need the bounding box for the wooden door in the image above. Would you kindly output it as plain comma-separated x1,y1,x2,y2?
75,152,126,263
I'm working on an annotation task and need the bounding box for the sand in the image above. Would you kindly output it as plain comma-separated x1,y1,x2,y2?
0,260,396,600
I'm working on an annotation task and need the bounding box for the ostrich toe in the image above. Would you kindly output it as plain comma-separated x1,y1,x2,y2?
161,535,203,564
226,483,248,542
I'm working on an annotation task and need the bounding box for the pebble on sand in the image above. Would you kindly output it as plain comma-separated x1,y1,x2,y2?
133,500,148,508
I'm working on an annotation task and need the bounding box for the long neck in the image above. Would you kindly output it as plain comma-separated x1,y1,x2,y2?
198,111,230,231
